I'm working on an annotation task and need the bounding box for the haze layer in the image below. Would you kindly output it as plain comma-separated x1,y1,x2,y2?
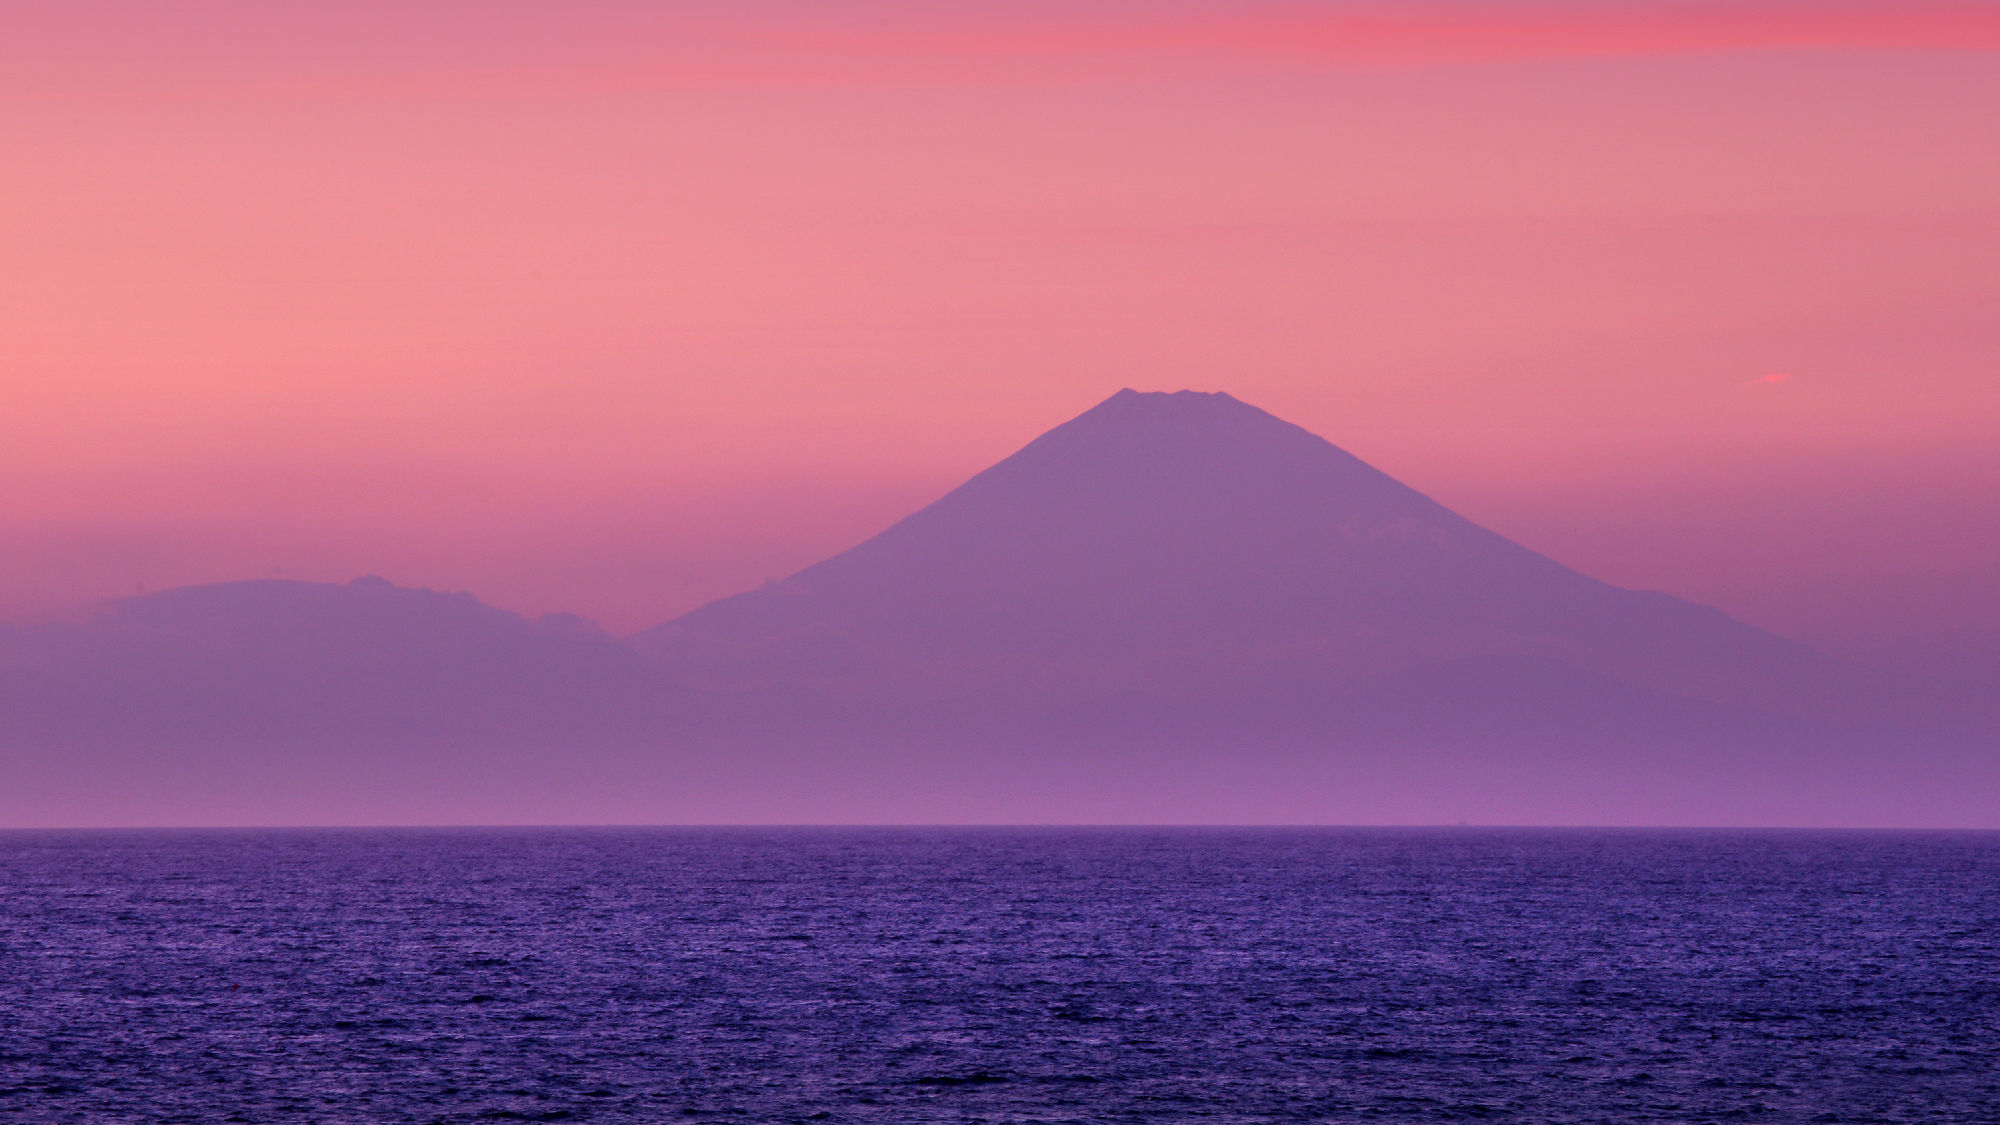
4,1,1996,680
3,392,1989,828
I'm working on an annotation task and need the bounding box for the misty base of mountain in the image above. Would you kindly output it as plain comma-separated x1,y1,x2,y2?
3,391,1992,826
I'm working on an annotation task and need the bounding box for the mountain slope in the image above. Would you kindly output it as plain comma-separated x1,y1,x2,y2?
632,389,1881,727
0,577,684,825
3,576,663,742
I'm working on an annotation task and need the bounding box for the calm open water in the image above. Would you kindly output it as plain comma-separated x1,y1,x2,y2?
2,828,1997,1123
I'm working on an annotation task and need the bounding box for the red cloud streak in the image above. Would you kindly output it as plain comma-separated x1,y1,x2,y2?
10,3,2000,99
453,4,2000,93
777,4,2000,69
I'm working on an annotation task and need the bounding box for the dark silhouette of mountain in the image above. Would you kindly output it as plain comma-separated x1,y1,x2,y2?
0,577,677,825
2,391,1991,826
5,575,658,736
609,389,1990,826
633,390,1889,725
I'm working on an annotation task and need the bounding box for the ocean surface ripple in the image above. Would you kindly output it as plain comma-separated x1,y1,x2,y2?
3,827,1997,1123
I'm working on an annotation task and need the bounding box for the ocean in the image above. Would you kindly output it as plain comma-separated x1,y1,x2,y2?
3,827,1996,1122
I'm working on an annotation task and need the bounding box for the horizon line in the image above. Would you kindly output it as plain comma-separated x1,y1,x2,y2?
5,823,1994,833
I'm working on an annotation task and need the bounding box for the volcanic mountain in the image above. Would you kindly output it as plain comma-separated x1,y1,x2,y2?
617,389,1992,824
634,389,1875,725
2,389,1989,826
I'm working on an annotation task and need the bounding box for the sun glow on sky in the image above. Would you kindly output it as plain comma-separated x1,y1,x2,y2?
3,1,1996,664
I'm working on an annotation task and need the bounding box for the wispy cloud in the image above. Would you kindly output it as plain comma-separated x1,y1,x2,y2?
561,3,2000,92
761,3,2000,70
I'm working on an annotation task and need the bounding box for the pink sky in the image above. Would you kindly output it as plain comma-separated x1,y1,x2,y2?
3,1,1996,667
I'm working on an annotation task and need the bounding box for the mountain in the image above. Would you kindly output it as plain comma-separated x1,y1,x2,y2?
634,390,1877,721
2,390,1991,827
0,577,676,825
620,389,1990,825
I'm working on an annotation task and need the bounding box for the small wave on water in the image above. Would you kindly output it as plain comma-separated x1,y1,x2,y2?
2,827,1997,1122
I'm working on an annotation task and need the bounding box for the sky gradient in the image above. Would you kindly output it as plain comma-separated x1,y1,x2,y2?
4,1,1996,677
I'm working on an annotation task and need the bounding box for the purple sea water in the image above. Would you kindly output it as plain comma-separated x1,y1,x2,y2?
3,827,1997,1123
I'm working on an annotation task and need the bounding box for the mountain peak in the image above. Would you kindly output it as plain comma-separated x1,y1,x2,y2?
1084,388,1259,423
985,387,1405,516
1008,387,1346,482
641,389,1556,667
1105,387,1242,405
624,387,1907,764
